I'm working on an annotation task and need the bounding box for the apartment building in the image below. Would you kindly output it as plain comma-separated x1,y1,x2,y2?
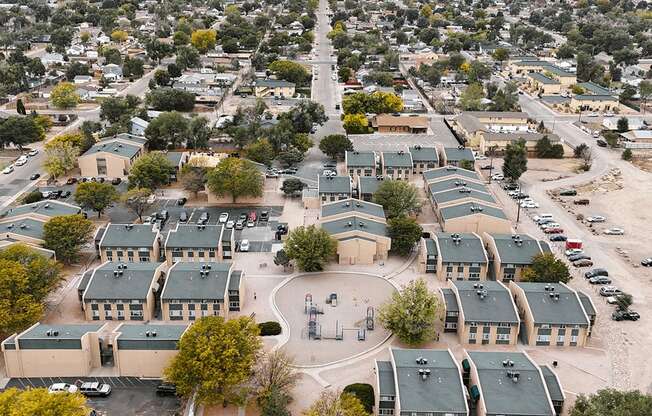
408,145,438,174
357,175,387,201
164,223,231,264
97,223,161,263
78,134,147,179
418,233,488,280
317,175,353,203
441,147,475,167
371,114,428,134
345,151,376,179
381,150,413,181
483,233,550,282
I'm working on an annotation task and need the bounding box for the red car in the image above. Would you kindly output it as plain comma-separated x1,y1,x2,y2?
544,227,564,234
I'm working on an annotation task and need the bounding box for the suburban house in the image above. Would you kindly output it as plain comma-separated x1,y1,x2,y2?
510,282,592,347
78,134,147,179
526,72,562,95
408,145,438,174
418,233,488,280
370,114,428,133
345,151,377,178
442,281,520,345
318,175,353,203
569,94,620,112
381,151,413,181
464,351,563,416
483,233,550,282
160,262,244,321
164,224,233,264
450,111,529,149
441,147,475,167
320,199,390,265
79,262,165,322
357,175,386,202
254,78,296,98
131,117,149,136
102,63,123,81
375,348,469,416
97,223,161,263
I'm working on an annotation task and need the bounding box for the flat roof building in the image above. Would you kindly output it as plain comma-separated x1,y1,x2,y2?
381,151,414,181
441,147,475,168
420,232,488,280
97,223,161,263
358,175,387,201
483,233,547,282
318,175,353,204
409,145,438,174
439,202,512,235
164,223,229,265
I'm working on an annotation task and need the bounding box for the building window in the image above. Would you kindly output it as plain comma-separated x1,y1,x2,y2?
130,310,143,320
482,333,490,341
139,256,149,262
198,251,205,258
169,310,182,319
187,251,194,258
92,310,100,319
445,322,457,330
380,395,394,402
209,251,216,258
571,335,578,343
104,309,112,319
537,335,550,343
557,335,565,343
379,410,394,415
497,333,510,341
469,332,476,340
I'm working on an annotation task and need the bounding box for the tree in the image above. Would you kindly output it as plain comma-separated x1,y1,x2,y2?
273,249,291,270
277,148,305,168
0,387,89,416
164,316,262,407
123,56,144,79
253,350,300,414
268,60,310,85
102,47,122,65
175,45,200,69
502,139,528,181
43,140,79,180
259,387,291,416
281,178,306,196
191,29,217,53
0,259,43,337
603,131,619,148
146,88,195,112
179,166,206,197
122,187,154,221
522,253,571,283
100,96,140,124
639,80,652,113
622,148,633,161
614,293,633,311
343,113,369,134
154,69,171,86
492,47,510,64
206,158,263,203
284,225,336,272
111,30,128,42
74,182,119,218
459,83,485,110
617,116,629,133
387,216,422,256
50,81,80,109
570,389,652,416
574,143,589,158
319,134,353,159
379,279,440,345
373,180,420,219
43,214,93,264
0,116,45,149
342,384,374,414
145,111,190,150
16,99,26,115
128,153,175,189
188,116,211,149
579,146,593,171
280,101,328,133
535,136,564,158
245,138,275,166
304,391,367,416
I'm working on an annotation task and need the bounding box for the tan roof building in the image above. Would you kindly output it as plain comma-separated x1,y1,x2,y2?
371,114,428,134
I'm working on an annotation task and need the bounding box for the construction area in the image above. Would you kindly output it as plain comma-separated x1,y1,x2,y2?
274,273,395,365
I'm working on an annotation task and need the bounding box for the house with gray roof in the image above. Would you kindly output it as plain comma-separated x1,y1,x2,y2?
430,187,498,210
164,223,229,265
422,166,482,186
381,150,414,180
540,365,566,415
464,351,560,416
424,232,488,280
160,262,244,321
345,151,377,178
357,175,387,201
441,147,475,168
80,261,165,322
2,322,106,378
0,218,47,245
510,282,591,347
438,202,512,235
375,348,468,416
78,134,146,179
318,175,353,204
321,198,386,222
427,178,487,195
444,280,520,345
483,233,547,282
408,145,438,174
97,223,161,263
0,200,82,222
320,211,391,265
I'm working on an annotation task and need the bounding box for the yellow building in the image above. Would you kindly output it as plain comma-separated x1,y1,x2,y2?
320,199,391,265
78,134,147,179
439,202,512,234
254,79,296,98
570,95,620,112
526,72,562,95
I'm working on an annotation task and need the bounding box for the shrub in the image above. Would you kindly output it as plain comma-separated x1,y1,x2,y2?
258,321,282,336
23,190,43,204
343,383,375,413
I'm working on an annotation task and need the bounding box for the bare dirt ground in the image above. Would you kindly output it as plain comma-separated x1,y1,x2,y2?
631,155,652,173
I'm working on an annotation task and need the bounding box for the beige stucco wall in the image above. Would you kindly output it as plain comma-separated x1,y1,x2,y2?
336,237,378,265
0,231,44,246
442,214,512,235
100,238,160,263
458,322,519,346
570,98,620,112
79,152,133,178
254,85,295,98
115,349,179,378
162,302,227,322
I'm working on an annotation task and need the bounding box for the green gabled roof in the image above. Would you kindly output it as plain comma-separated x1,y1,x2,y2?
489,233,544,265
528,72,560,85
440,202,507,221
431,187,495,205
100,224,158,248
321,199,385,220
162,262,234,301
423,166,480,182
82,138,141,159
428,178,487,194
435,232,487,264
443,147,474,162
0,218,46,240
318,176,352,194
321,216,387,237
358,176,386,195
382,151,413,168
345,151,376,167
409,146,438,162
166,224,223,248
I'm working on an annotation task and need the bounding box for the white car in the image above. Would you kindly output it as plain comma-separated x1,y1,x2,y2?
28,149,39,156
587,112,599,117
15,156,28,166
540,222,561,229
603,227,625,235
48,383,78,394
587,215,606,223
565,248,584,257
240,239,250,252
605,112,615,117
226,220,235,229
521,201,539,208
2,165,14,174
491,173,504,180
218,213,229,223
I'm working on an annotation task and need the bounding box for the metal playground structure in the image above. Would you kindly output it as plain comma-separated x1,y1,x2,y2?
303,293,375,341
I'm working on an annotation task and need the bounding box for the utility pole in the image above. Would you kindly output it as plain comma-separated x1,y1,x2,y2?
487,145,497,184
515,179,522,230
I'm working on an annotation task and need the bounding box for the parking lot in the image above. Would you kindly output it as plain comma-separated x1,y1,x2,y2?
5,377,180,416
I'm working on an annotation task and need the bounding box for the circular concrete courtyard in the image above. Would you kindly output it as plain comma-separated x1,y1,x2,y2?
275,272,395,366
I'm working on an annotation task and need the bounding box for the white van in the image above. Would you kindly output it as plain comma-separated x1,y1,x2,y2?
534,214,553,223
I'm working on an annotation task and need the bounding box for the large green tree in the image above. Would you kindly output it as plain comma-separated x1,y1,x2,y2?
50,82,80,109
378,279,440,345
268,60,310,85
43,140,79,180
502,138,528,181
128,153,176,189
146,88,195,112
206,158,263,203
522,253,571,283
122,187,154,222
571,389,652,416
387,216,423,256
0,259,43,337
319,134,353,159
253,350,300,416
164,316,262,407
0,116,45,149
373,180,421,219
0,244,62,302
144,111,190,149
43,215,94,264
284,225,337,272
74,181,119,218
245,138,276,166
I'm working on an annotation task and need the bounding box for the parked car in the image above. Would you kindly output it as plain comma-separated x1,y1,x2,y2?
569,253,591,262
596,139,608,147
218,212,229,223
607,295,627,305
585,268,609,278
277,224,289,235
239,239,250,252
28,149,39,157
79,382,112,397
15,156,28,166
549,235,567,242
559,189,577,196
565,248,584,257
66,177,78,184
235,219,245,230
574,199,590,205
111,178,122,185
226,220,235,229
503,183,519,191
573,259,594,267
156,383,177,396
179,211,188,223
543,227,564,234
260,210,269,222
480,165,493,170
589,276,612,285
197,211,209,225
29,173,40,180
641,258,652,267
247,210,257,227
520,201,539,209
48,383,78,394
612,310,640,321
2,165,14,174
600,286,622,297
491,173,504,180
586,215,606,223
540,222,561,229
603,227,625,235
265,170,278,178
61,190,71,198
177,197,187,206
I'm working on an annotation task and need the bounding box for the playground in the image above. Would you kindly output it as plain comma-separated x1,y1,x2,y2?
274,272,395,366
